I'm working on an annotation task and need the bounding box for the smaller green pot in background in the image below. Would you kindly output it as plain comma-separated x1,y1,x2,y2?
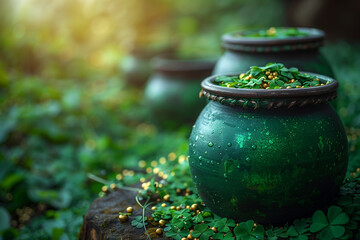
144,56,216,129
214,27,334,78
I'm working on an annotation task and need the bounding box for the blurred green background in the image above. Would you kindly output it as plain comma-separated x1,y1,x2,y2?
1,0,360,239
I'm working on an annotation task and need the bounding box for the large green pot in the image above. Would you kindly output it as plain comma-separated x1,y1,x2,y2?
214,28,334,77
144,57,215,129
189,73,348,224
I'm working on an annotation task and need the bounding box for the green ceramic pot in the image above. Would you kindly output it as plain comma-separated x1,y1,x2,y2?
189,73,348,224
144,57,215,129
214,28,334,77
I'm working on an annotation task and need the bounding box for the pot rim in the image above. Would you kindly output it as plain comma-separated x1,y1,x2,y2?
201,72,337,99
222,27,325,45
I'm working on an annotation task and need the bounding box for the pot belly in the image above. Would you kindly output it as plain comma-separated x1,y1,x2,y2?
189,101,348,224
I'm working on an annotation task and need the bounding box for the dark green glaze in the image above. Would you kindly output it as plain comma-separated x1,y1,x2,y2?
144,58,215,128
189,74,348,224
214,28,334,77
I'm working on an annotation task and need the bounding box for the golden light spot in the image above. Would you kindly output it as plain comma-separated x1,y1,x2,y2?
153,168,160,174
151,161,158,167
142,182,151,190
159,157,166,164
140,177,146,183
178,155,186,164
128,170,135,176
158,171,164,177
101,186,108,192
146,167,152,173
163,174,168,180
110,183,116,189
138,160,146,168
168,152,177,161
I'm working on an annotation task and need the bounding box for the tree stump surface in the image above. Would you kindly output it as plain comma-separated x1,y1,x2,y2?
79,184,168,240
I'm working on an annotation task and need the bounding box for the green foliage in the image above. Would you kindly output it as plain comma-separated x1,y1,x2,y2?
125,155,360,240
191,223,215,240
0,207,11,231
234,220,265,240
210,218,236,233
214,63,322,89
287,218,310,240
131,216,148,229
212,232,235,240
242,27,308,38
310,206,350,239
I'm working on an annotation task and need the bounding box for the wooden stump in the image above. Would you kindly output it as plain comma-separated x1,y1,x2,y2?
79,185,169,240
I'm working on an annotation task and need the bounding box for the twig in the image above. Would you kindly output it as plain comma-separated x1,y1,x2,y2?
87,173,142,192
136,196,153,240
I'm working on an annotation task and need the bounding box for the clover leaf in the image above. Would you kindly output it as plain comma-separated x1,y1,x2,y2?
131,216,147,229
287,218,310,240
171,216,191,231
152,209,172,221
208,217,236,233
234,220,265,240
192,213,204,223
191,223,215,240
212,232,235,240
165,229,189,240
310,206,349,239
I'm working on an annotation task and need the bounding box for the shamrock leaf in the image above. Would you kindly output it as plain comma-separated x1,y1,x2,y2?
234,220,265,240
287,218,310,240
213,232,234,240
310,206,349,239
215,76,238,83
165,229,189,240
210,218,236,233
192,213,204,223
131,216,147,229
171,216,191,231
191,223,215,240
280,69,294,79
287,226,308,240
152,209,171,221
266,226,289,240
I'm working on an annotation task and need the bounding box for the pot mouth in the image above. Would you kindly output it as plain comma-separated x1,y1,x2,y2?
152,56,217,77
222,27,325,53
201,72,337,109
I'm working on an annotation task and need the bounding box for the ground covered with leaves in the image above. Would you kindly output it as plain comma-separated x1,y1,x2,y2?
101,153,360,240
